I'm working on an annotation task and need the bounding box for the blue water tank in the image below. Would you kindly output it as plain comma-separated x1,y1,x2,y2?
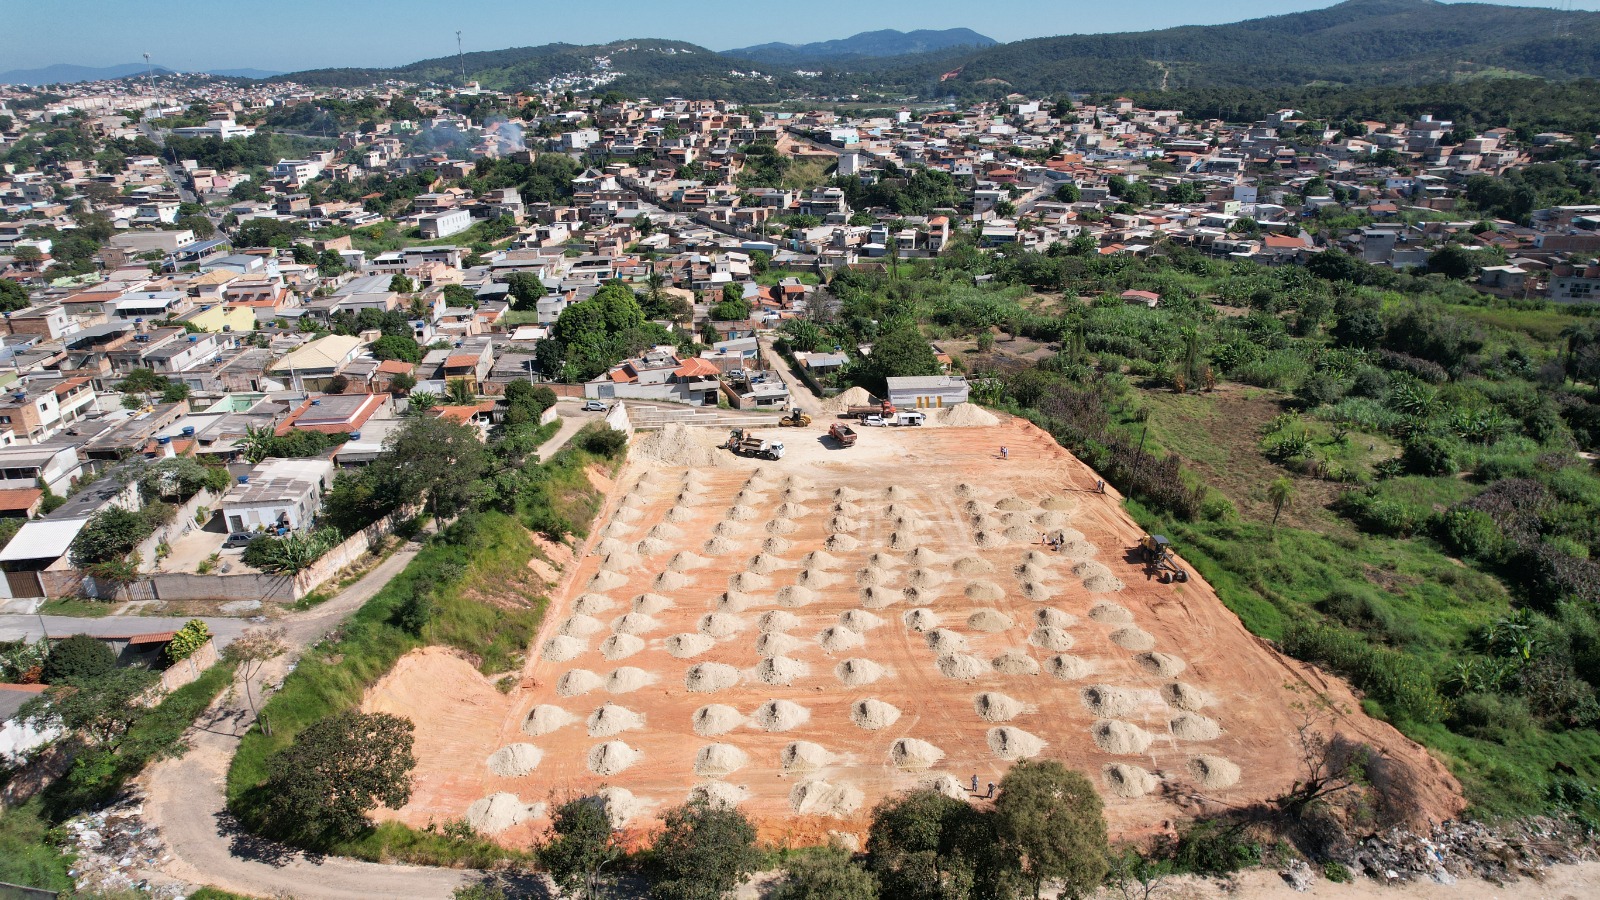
181,426,196,437
311,399,322,406
237,475,250,484
349,430,362,441
156,435,171,445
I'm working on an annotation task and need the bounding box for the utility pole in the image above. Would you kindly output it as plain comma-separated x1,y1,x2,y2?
456,31,467,88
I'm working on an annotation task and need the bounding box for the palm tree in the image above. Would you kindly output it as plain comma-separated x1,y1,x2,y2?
446,378,476,406
1268,476,1295,531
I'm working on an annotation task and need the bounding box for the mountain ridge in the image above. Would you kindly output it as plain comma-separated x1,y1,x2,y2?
723,28,996,66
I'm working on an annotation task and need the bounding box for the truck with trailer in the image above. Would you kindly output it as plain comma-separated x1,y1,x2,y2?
724,428,786,460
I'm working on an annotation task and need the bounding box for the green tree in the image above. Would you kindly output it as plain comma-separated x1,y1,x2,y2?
539,796,623,900
649,799,761,900
371,334,423,363
114,367,172,406
867,789,1011,900
505,272,547,311
1053,182,1080,203
376,416,488,521
1428,243,1486,280
388,274,415,293
859,324,940,395
164,619,211,664
772,847,878,900
20,667,160,748
260,711,416,842
0,277,30,312
42,634,116,683
445,378,477,405
993,760,1109,899
1268,476,1295,530
711,297,752,321
69,507,151,568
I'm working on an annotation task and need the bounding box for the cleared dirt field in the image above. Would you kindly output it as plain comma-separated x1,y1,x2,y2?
364,415,1462,847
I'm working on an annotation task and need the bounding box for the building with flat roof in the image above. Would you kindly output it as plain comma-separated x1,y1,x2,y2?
220,457,335,533
885,374,970,410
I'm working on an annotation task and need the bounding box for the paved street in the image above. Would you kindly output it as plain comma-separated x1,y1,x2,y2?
0,614,253,648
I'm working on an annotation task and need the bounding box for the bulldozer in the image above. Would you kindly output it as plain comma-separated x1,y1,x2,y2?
778,407,812,427
1139,533,1189,583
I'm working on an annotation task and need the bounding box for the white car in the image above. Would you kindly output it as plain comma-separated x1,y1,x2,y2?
582,400,607,412
862,414,888,427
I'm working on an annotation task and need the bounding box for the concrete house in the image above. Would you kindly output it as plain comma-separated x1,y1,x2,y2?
886,374,970,410
220,457,335,534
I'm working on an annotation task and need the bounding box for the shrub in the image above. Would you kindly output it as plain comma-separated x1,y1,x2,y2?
164,619,211,664
43,634,115,683
1171,821,1261,876
1447,692,1534,743
1401,434,1458,476
1436,507,1504,561
1281,623,1445,723
580,427,628,458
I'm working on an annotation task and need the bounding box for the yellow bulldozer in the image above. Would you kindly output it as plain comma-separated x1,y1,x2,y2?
778,407,812,427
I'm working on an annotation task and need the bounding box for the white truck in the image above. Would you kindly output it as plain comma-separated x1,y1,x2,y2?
864,411,927,427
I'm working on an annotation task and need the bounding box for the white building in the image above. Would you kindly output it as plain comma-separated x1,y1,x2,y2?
417,208,473,239
220,457,335,534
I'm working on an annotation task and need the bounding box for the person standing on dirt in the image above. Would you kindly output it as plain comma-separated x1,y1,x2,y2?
1000,446,1009,460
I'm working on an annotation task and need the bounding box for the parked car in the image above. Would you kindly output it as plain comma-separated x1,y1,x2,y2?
582,400,607,412
862,414,888,427
223,532,256,549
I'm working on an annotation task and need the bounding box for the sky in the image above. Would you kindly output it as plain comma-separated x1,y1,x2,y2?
3,0,1597,74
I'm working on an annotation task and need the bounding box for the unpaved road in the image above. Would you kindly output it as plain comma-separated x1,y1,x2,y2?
137,546,475,900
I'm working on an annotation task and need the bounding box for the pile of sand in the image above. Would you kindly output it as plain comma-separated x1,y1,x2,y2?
523,704,576,736
560,615,604,638
954,556,994,576
936,653,987,680
749,553,790,575
993,651,1041,676
825,534,861,553
542,635,586,662
855,565,890,587
1138,652,1187,677
802,550,841,570
1041,495,1078,512
1110,627,1156,651
973,531,1006,549
733,489,764,507
606,667,655,693
826,515,860,534
797,569,840,589
1171,713,1223,741
1084,574,1126,593
818,626,866,652
727,505,761,522
689,782,749,808
614,506,644,523
600,552,638,573
776,502,810,519
890,738,945,771
666,633,716,658
822,386,876,414
575,593,616,615
1081,685,1141,718
758,656,808,686
466,793,543,835
729,572,770,592
685,662,740,693
1105,764,1160,799
938,403,1000,427
859,586,899,609
634,424,726,467
839,609,884,632
1162,682,1210,711
790,780,864,817
955,482,978,498
965,581,1005,601
781,741,833,774
698,613,746,639
998,512,1031,528
713,521,743,538
987,726,1046,760
1003,525,1040,543
694,744,751,778
900,586,931,605
1029,627,1075,652
851,698,901,730
1089,602,1134,625
968,609,1014,632
668,551,707,572
718,591,754,613
702,536,738,557
903,608,940,632
1058,541,1099,561
653,571,689,591
758,610,801,633
995,496,1032,512
776,585,818,607
675,491,703,508
613,612,661,636
907,568,947,590
587,740,641,776
1035,512,1077,530
752,699,810,732
974,692,1024,722
649,522,684,541
587,703,645,737
885,485,915,501
924,774,968,801
832,499,862,516
756,632,803,656
693,704,745,736
767,519,799,536
1073,560,1112,580
486,743,542,777
1036,608,1077,629
636,537,672,558
1014,562,1051,583
664,506,695,524
622,494,649,510
1020,582,1055,602
763,535,794,554
907,547,944,567
864,551,899,570
1047,655,1093,681
592,787,647,828
601,634,645,660
634,593,674,615
589,570,628,591
557,669,604,697
926,628,968,653
836,658,886,686
1188,755,1242,790
1092,720,1154,755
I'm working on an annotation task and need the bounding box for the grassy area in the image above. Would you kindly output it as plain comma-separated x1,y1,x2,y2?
37,597,114,617
0,801,72,893
756,268,820,286
501,309,540,327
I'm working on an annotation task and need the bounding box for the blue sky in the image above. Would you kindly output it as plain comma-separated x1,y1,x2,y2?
5,0,1595,73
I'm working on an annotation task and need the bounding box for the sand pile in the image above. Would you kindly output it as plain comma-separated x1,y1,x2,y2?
1138,652,1187,677
668,552,708,572
776,585,818,607
542,635,586,662
907,568,947,590
1084,574,1126,593
663,506,695,524
1014,562,1051,582
634,424,725,467
1162,682,1210,711
767,519,799,536
589,570,628,591
1171,713,1223,741
1029,627,1075,652
1089,602,1134,625
855,565,890,587
600,552,638,573
776,502,810,519
859,586,899,609
588,740,641,776
1105,764,1160,799
825,534,861,552
685,662,740,693
622,494,649,510
826,515,860,534
675,491,704,508
866,551,900,570
729,572,769,592
1003,525,1040,543
694,743,750,777
901,586,931,605
523,705,576,736
954,556,994,576
702,536,738,557
600,634,645,660
965,581,1004,601
1035,512,1077,530
1092,720,1154,755
733,489,764,507
963,500,986,516
756,632,803,656
614,505,644,523
763,536,794,554
890,738,945,770
924,774,968,801
1047,655,1093,681
790,779,864,817
973,531,1006,549
727,505,761,522
995,497,1032,512
575,593,617,616
955,483,978,498
757,610,801,633
802,550,841,570
748,553,789,574
998,512,1031,528
818,626,866,652
1081,685,1141,719
699,613,746,639
597,535,631,555
653,571,689,591
1040,495,1079,511
781,741,834,774
648,522,684,541
592,787,646,828
758,656,808,685
1036,608,1077,629
466,793,543,835
1058,541,1099,561
851,698,901,730
836,658,886,686
692,704,744,736
486,743,542,777
968,609,1014,632
606,667,655,693
796,569,840,589
666,633,716,658
689,782,749,808
926,628,968,653
822,386,876,413
560,615,604,638
832,500,862,516
587,703,645,737
974,692,1024,722
839,609,884,632
987,726,1046,760
938,403,999,427
1189,755,1242,790
557,670,604,697
937,654,987,680
633,593,674,615
613,612,661,636
992,651,1041,675
906,547,944,567
1110,627,1156,651
1073,561,1112,580
636,538,672,558
714,520,743,537
1020,582,1055,602
752,699,810,732
903,608,940,632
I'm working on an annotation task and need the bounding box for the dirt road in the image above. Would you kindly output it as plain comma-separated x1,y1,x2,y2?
137,546,475,900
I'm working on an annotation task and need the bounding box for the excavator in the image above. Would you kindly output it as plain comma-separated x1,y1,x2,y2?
777,407,812,427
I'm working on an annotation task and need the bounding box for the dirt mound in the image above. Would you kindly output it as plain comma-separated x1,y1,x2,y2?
1014,562,1051,582
592,786,646,828
466,793,543,835
1110,627,1156,651
924,774,968,800
954,556,994,576
542,635,586,662
1035,609,1076,629
758,656,808,686
756,632,803,657
1089,602,1134,625
965,581,1004,601
906,568,947,590
825,534,860,552
632,593,673,615
653,570,688,591
995,496,1032,512
974,692,1024,722
668,551,707,572
758,610,801,632
802,550,841,570
938,403,999,427
692,704,744,736
987,726,1045,760
832,500,862,517
694,743,751,777
557,669,604,697
926,628,968,654
1040,495,1078,511
839,609,884,632
973,531,1007,549
781,741,834,774
763,535,794,554
1162,682,1211,711
836,658,886,686
574,593,616,616
906,547,944,566
1105,764,1160,799
1029,627,1075,652
559,615,604,638
851,698,902,730
749,553,790,575
1047,655,1093,681
1081,685,1141,718
855,565,890,587
699,613,747,639
689,782,749,808
600,552,638,572
1171,713,1223,741
1084,574,1126,593
702,536,738,556
903,608,941,632
613,612,661,636
713,520,744,537
859,586,900,609
962,609,1011,633
890,738,946,770
1003,525,1041,543
589,570,628,591
776,502,810,519
600,633,645,660
992,651,1041,676
1188,755,1242,790
1073,560,1112,579
1020,581,1055,602
633,423,728,467
666,633,716,658
826,515,861,534
936,653,987,680
486,743,543,777
1057,541,1098,561
648,522,684,541
790,779,864,817
523,705,576,736
685,662,740,693
728,572,769,592
605,667,655,693
716,591,753,613
955,482,978,498
1138,652,1187,677
1034,513,1077,530
818,625,866,653
865,552,900,570
727,505,761,522
752,699,810,732
823,387,876,413
664,506,695,524
587,703,645,737
1092,720,1154,755
587,740,641,776
766,518,799,536
777,585,818,607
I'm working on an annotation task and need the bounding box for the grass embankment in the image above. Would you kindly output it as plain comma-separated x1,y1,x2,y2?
227,432,618,866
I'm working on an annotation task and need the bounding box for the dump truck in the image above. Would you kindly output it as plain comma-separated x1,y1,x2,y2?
828,422,858,447
777,407,812,427
845,398,896,420
1139,533,1189,583
725,428,785,460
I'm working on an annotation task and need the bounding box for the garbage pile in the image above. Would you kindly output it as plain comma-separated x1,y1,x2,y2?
61,793,186,899
1339,817,1595,886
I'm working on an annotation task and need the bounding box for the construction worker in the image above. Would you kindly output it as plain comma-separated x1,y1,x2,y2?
1000,446,1009,460
970,774,979,793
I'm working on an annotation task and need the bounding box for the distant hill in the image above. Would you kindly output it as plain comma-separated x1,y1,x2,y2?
208,68,282,79
724,28,996,66
0,62,171,86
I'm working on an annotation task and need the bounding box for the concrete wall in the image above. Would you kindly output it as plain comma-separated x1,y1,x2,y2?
606,402,633,435
539,405,559,426
147,571,292,603
159,637,218,692
137,487,219,570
